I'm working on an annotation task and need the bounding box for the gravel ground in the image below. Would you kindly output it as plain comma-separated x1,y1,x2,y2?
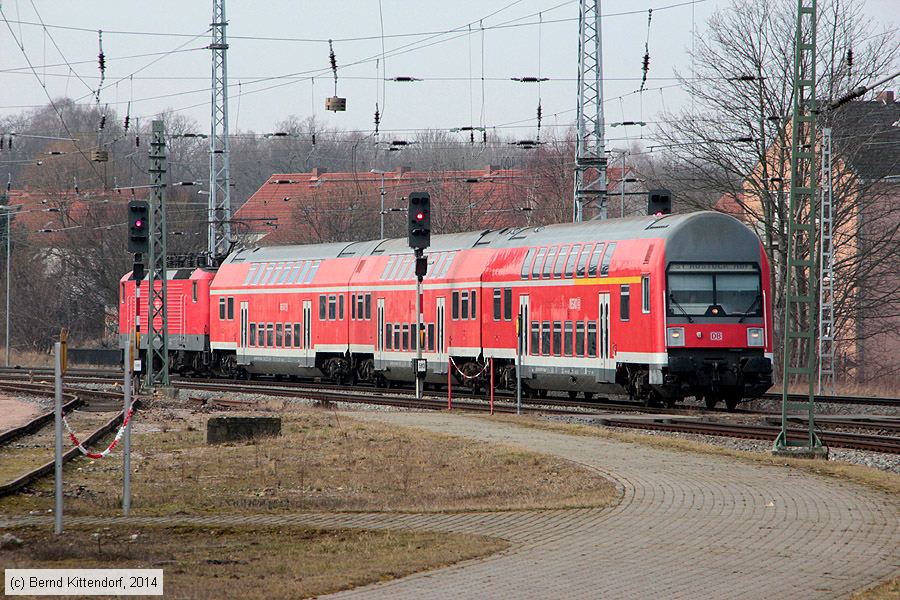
547,413,900,474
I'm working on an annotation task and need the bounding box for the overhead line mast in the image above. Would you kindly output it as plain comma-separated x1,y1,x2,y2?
209,0,232,264
573,0,607,222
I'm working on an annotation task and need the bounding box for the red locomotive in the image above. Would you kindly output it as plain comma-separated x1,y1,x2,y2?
120,211,773,410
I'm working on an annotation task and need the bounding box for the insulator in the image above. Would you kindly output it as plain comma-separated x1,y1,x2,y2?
846,47,853,67
135,135,140,148
7,136,12,151
311,133,316,146
469,131,474,145
0,137,4,151
482,131,487,145
124,115,130,132
642,52,650,73
374,104,380,135
99,115,106,130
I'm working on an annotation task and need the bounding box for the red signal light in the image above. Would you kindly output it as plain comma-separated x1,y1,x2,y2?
134,219,144,228
416,212,425,220
654,211,663,216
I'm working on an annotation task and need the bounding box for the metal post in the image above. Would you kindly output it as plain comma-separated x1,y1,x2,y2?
208,0,232,261
516,315,522,415
574,0,607,221
122,342,132,516
447,360,452,410
620,151,626,218
134,275,141,386
4,203,9,367
147,120,169,388
817,127,836,396
489,356,494,415
54,342,63,534
415,273,423,399
379,173,385,239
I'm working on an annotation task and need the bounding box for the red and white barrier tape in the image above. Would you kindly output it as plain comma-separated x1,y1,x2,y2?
448,357,490,381
62,406,135,460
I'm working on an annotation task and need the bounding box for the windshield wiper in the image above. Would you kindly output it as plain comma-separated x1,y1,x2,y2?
737,294,762,323
668,294,694,323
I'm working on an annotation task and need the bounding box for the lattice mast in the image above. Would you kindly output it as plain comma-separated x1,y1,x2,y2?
147,120,169,387
573,0,607,222
817,127,836,395
208,0,232,262
774,0,824,454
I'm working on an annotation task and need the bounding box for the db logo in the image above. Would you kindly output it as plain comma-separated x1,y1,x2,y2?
569,298,581,310
710,331,724,341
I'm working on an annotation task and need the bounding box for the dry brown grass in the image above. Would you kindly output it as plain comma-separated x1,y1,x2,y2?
485,415,900,497
1,349,54,368
0,524,506,599
852,577,900,600
0,404,616,517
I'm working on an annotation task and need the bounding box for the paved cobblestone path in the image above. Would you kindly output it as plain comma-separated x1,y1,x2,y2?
1,411,896,598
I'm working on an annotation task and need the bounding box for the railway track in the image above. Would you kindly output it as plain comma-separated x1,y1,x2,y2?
0,382,130,497
176,379,900,455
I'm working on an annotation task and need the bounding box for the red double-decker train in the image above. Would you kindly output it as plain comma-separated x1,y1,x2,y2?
120,211,773,410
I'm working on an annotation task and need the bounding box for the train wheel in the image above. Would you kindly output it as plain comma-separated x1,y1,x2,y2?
568,391,578,399
724,393,740,412
704,395,720,410
538,389,548,399
583,392,594,401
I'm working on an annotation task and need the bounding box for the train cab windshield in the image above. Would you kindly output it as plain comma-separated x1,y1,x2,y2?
666,263,762,318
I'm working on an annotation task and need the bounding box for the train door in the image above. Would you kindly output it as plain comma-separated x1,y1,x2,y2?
518,295,530,369
435,296,446,369
238,301,249,364
376,298,385,369
598,292,612,379
302,300,312,367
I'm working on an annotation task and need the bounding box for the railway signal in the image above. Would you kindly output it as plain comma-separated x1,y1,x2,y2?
647,189,672,216
408,192,431,250
127,200,150,254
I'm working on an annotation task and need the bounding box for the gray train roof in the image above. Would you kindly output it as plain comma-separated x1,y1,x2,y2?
223,211,761,265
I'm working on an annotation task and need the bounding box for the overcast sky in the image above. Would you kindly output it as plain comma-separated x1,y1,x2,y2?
0,0,897,150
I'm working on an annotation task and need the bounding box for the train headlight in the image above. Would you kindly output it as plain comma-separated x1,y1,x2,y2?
667,327,685,347
747,327,764,347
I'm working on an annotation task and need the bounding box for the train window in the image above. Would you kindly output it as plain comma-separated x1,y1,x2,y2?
564,244,582,278
365,294,372,320
276,324,283,347
192,281,198,303
357,295,363,320
531,247,547,279
576,243,593,277
564,322,573,356
305,261,320,283
385,324,393,350
531,322,540,355
351,294,356,320
121,283,125,303
381,255,397,280
503,288,513,321
452,291,460,320
587,322,597,357
244,264,259,285
601,243,617,276
471,290,477,319
520,248,535,280
339,295,345,320
588,245,604,277
461,292,469,320
541,322,550,356
295,262,310,284
319,296,327,320
294,323,302,348
402,324,409,350
394,325,401,350
620,285,631,321
575,322,585,357
431,254,445,278
278,263,292,284
542,247,559,279
553,246,570,279
428,323,435,351
219,298,226,320
553,322,562,356
269,263,284,285
257,326,265,347
284,323,292,347
642,275,651,313
410,323,417,350
251,263,267,285
267,323,274,347
328,296,337,320
287,262,302,283
249,323,257,347
493,290,502,320
227,297,234,320
440,253,454,278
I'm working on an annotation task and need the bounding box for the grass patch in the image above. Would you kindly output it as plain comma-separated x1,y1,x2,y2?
852,576,900,600
0,524,506,599
485,414,900,497
0,405,616,517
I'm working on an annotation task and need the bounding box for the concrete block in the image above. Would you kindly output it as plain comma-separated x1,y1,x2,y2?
206,416,282,445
